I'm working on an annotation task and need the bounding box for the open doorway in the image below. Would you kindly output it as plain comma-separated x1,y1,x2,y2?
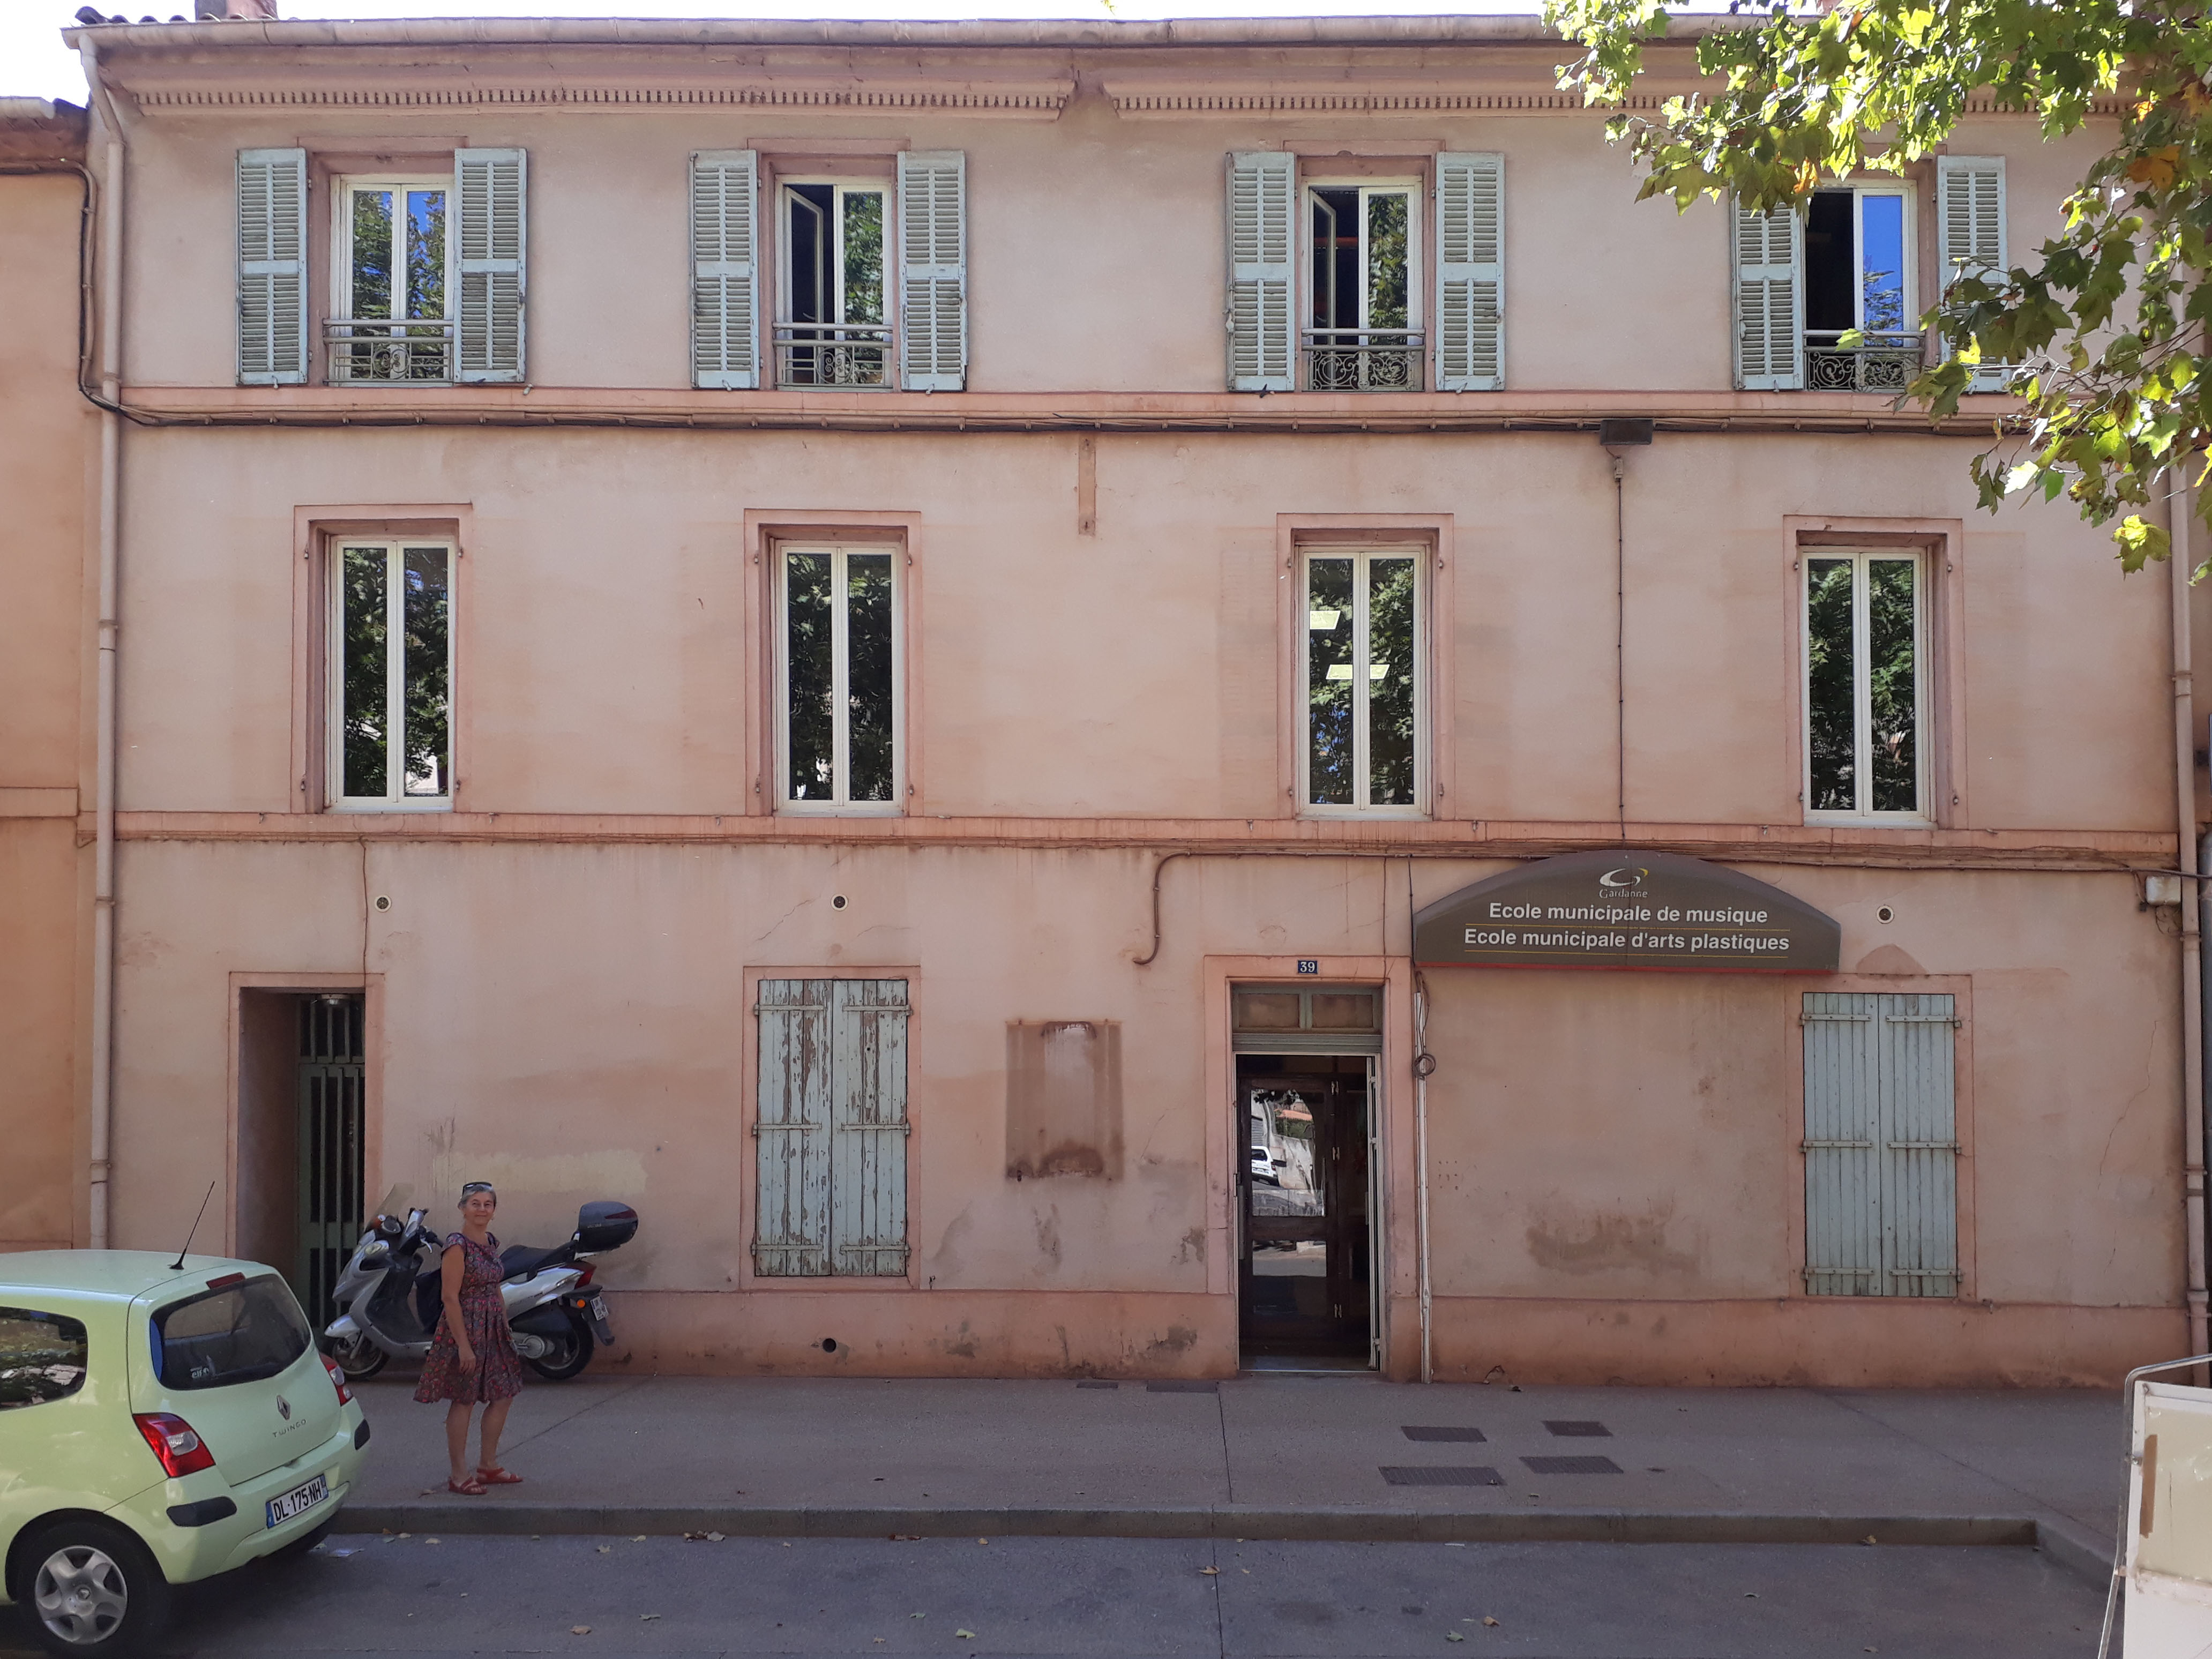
1231,982,1382,1370
236,991,365,1325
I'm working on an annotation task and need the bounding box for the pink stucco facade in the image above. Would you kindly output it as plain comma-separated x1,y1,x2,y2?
11,16,2202,1384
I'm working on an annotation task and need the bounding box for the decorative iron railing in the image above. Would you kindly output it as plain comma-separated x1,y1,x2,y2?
325,318,454,384
1805,330,1924,392
775,323,893,389
1302,328,1424,392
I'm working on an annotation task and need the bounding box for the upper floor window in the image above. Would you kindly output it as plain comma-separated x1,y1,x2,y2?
235,147,525,389
780,180,888,388
1229,151,1501,396
1804,549,1922,819
331,175,452,383
1306,181,1419,391
691,150,966,394
1301,547,1424,815
776,543,902,813
1736,183,1924,393
331,539,453,810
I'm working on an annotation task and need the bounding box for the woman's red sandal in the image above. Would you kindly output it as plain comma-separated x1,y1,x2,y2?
446,1476,487,1496
475,1466,524,1485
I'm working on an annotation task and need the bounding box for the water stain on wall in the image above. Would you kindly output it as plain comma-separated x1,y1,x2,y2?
1525,1200,1700,1278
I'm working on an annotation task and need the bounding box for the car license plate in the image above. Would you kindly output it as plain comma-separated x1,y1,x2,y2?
265,1473,328,1529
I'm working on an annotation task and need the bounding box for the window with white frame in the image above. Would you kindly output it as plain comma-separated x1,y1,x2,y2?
777,543,901,812
330,541,453,809
778,179,888,387
1306,180,1421,391
1301,548,1423,814
1805,549,1923,818
331,176,453,383
1735,184,1917,393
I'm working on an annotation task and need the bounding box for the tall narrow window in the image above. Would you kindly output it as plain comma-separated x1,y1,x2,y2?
1803,187,1915,391
1306,182,1421,391
1302,548,1422,814
330,541,452,809
1805,550,1922,818
779,182,888,387
331,176,452,383
779,543,900,812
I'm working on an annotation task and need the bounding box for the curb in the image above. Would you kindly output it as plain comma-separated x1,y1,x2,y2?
337,1503,2047,1550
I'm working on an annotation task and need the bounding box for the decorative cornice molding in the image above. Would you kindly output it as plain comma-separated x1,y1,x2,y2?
133,81,1074,115
1105,86,2129,119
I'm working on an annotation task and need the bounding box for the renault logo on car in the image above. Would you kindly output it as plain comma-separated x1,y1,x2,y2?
276,1394,291,1421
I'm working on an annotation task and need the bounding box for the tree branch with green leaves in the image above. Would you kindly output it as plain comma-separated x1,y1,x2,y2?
1545,0,2211,571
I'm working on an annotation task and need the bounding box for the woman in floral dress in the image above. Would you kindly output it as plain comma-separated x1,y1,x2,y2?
414,1181,527,1494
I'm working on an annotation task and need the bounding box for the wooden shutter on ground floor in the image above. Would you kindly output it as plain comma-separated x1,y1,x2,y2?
1732,198,1802,391
829,980,911,1276
1227,150,1295,392
1802,992,1957,1298
691,150,759,389
455,147,527,384
898,151,967,391
237,148,308,385
754,980,833,1276
1434,152,1504,392
1938,156,2011,392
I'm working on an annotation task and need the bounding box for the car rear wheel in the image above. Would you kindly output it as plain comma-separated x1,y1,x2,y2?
524,1316,593,1381
23,1521,170,1658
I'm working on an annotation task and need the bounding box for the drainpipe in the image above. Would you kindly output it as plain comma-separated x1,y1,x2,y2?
80,38,124,1250
2172,465,2208,1362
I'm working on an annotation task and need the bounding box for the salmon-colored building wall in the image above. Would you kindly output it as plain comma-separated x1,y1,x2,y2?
0,108,95,1255
42,19,2198,1383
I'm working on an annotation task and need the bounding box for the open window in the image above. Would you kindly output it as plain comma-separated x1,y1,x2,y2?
775,542,903,813
330,175,452,383
1305,181,1420,391
1736,184,1917,392
779,179,889,387
1804,549,1924,819
1299,547,1424,816
328,540,453,810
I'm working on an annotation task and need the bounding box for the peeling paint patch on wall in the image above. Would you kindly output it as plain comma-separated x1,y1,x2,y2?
1006,1020,1124,1180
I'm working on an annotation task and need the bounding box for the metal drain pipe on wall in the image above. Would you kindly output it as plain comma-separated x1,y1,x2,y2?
2173,466,2208,1359
79,38,124,1250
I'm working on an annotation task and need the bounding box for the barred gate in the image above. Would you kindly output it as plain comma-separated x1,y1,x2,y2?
296,995,366,1324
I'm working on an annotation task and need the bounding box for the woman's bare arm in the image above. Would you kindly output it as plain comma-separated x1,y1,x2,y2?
441,1242,476,1371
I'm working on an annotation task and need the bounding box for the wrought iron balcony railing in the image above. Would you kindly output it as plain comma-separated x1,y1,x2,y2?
1805,329,1924,392
325,318,454,384
775,323,893,390
1302,328,1424,393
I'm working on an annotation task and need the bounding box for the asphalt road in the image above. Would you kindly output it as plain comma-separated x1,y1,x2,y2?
0,1533,2108,1658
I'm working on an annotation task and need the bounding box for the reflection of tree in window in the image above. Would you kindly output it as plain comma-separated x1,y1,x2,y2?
1866,561,1916,811
1805,559,1855,811
785,552,835,799
350,191,392,319
1367,557,1415,805
784,547,895,806
1366,193,1407,331
341,547,387,799
846,553,894,802
1306,558,1355,805
401,549,449,796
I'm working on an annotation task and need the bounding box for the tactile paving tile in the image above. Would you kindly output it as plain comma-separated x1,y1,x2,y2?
1075,1380,1119,1389
1542,1419,1612,1437
1145,1380,1219,1394
1400,1425,1487,1442
1379,1466,1505,1486
1522,1455,1623,1475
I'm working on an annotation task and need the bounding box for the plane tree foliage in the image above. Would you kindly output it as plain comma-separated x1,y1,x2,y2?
1544,0,2212,570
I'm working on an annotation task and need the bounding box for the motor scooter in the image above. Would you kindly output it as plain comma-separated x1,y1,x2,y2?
322,1198,639,1382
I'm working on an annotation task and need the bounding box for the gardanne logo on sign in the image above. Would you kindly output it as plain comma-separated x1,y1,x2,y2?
1413,850,1841,974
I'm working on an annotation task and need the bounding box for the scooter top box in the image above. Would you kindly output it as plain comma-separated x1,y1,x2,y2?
576,1201,638,1253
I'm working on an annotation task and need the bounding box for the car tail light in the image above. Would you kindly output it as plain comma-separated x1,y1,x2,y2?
321,1353,353,1406
133,1413,216,1478
574,1264,595,1287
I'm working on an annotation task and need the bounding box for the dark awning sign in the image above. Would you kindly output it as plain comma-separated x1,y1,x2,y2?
1414,851,1841,974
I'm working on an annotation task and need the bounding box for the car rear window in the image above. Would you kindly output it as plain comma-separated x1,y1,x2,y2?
150,1277,310,1391
0,1307,89,1410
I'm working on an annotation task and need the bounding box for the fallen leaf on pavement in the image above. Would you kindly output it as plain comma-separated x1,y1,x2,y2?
955,1630,977,1640
631,1535,647,1543
596,1546,611,1555
1447,1635,1465,1643
424,1539,440,1546
1482,1617,1499,1627
707,1533,725,1542
1862,1535,1878,1545
1199,1567,1220,1575
570,1627,591,1636
977,1538,989,1545
640,1615,660,1621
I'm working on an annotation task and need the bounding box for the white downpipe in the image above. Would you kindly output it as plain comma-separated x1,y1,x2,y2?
1414,975,1433,1384
2173,465,2208,1361
81,39,123,1250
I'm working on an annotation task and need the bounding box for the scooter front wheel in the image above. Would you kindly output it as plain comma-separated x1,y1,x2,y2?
524,1316,594,1381
325,1331,389,1382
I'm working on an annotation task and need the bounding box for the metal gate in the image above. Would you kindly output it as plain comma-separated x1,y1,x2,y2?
296,995,365,1324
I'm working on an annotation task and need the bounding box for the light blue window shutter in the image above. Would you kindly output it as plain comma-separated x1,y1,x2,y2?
898,151,966,391
829,979,910,1276
455,147,527,384
691,151,759,390
1879,994,1957,1297
1802,993,1880,1296
1733,198,1803,390
237,148,307,386
1227,151,1295,391
754,979,832,1276
1435,152,1503,392
1938,156,2011,392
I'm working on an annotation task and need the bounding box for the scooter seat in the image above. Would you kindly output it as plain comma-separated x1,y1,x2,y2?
499,1243,571,1281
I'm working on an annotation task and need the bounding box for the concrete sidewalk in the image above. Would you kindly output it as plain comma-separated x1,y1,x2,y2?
338,1372,2131,1581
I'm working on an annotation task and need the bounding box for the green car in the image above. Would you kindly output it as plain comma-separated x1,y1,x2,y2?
0,1252,371,1657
